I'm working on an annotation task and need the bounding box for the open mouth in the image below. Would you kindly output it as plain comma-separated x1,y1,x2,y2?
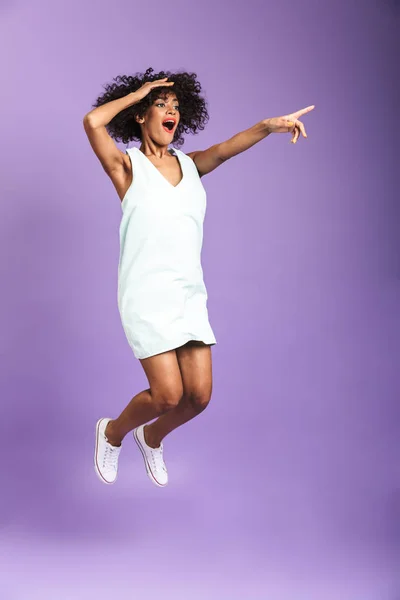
162,119,176,133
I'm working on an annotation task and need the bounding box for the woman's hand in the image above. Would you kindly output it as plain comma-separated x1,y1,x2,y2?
266,105,315,144
132,77,174,103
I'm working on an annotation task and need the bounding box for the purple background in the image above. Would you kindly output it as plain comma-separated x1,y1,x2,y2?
1,0,398,598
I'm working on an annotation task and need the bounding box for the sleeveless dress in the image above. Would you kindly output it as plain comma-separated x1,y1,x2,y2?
117,146,217,359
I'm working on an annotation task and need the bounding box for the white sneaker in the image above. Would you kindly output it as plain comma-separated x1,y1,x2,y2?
133,425,168,487
94,418,122,484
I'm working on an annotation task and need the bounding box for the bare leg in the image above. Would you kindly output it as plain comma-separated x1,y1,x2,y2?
144,341,213,448
105,348,184,446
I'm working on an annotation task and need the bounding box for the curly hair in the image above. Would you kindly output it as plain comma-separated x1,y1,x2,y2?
91,67,209,148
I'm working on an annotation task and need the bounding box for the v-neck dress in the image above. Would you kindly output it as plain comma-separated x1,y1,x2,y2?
117,146,217,359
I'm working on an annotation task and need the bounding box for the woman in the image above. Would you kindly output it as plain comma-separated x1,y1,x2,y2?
83,67,314,488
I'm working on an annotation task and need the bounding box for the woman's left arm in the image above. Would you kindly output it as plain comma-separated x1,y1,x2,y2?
188,104,315,177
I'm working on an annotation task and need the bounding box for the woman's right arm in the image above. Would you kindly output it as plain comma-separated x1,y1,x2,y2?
82,78,174,176
83,92,139,176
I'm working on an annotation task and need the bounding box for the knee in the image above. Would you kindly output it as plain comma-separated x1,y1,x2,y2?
153,384,183,414
188,390,211,414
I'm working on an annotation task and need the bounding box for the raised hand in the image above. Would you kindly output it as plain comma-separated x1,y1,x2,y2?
266,105,315,144
132,77,175,103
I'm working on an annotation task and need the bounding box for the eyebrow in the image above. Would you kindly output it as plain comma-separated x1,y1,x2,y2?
155,97,179,103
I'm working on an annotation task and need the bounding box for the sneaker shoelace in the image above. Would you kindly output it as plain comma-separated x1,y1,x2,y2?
103,443,121,471
150,443,166,473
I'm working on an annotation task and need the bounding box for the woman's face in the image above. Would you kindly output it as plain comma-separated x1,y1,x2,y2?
140,92,180,144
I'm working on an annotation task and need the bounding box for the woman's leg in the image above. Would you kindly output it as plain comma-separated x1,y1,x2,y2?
144,341,213,448
105,348,183,446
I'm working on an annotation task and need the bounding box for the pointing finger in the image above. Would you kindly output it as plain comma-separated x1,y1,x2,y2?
293,105,315,119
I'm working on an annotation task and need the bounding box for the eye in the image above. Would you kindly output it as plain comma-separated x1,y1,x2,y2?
156,102,180,110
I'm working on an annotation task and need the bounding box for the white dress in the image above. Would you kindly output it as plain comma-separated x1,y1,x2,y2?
117,146,217,359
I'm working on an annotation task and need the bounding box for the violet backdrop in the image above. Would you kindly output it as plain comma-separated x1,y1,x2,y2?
0,0,398,598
